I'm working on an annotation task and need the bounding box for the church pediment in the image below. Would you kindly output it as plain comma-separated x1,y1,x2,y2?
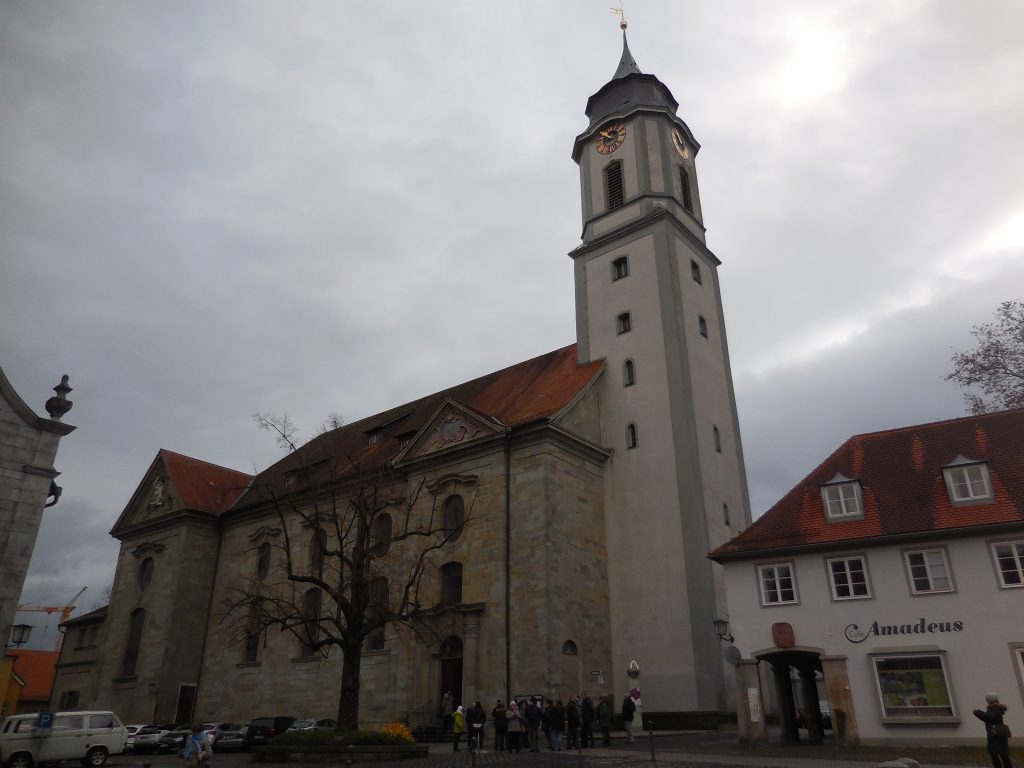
111,455,186,535
395,400,502,464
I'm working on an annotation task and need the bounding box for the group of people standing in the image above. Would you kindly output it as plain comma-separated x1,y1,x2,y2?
443,690,634,753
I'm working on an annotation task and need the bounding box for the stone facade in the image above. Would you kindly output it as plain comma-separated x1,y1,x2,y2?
50,606,107,711
0,367,74,650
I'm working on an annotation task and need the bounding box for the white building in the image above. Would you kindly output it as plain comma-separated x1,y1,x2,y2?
710,407,1024,745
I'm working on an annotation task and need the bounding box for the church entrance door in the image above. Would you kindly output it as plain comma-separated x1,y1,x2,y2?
438,636,463,713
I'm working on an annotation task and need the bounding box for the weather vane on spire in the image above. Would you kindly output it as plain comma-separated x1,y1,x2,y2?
610,1,627,30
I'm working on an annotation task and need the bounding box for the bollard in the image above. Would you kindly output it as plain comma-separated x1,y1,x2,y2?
648,727,655,762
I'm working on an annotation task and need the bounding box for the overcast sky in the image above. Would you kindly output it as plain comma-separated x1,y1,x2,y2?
4,1,1023,648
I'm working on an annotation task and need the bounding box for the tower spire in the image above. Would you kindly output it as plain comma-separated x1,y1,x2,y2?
609,2,641,79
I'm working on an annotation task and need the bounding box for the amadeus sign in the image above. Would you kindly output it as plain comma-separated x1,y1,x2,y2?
845,618,965,644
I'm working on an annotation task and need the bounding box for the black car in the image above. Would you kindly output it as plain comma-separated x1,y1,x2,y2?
156,729,193,754
243,717,296,750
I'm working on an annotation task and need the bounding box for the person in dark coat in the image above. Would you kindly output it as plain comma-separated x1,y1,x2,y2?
973,692,1013,768
466,701,487,753
491,700,507,751
565,696,582,750
549,699,566,751
525,697,543,752
581,691,595,747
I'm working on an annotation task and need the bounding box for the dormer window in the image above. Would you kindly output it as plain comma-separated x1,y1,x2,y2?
367,430,382,446
396,431,415,450
942,457,992,503
821,475,863,520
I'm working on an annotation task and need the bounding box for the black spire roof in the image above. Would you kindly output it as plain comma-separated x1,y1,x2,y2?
583,31,679,129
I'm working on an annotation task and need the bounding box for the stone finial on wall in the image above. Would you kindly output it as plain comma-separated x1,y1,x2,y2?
45,375,74,421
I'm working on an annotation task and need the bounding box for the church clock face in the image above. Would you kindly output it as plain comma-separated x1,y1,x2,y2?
596,122,626,154
671,129,690,160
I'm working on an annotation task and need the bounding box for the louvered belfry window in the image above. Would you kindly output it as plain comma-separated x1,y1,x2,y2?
680,167,693,212
605,161,624,210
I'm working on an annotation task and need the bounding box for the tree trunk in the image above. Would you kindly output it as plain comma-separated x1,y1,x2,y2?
337,639,363,730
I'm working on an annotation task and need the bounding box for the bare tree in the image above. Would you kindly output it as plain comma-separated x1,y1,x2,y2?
223,413,472,731
947,300,1024,414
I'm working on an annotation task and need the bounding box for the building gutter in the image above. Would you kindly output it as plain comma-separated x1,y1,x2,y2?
504,427,512,703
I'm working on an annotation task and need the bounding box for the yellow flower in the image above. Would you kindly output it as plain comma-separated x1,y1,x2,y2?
381,721,415,743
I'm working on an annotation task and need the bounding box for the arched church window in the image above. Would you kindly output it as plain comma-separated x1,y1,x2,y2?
371,513,393,554
367,577,389,651
561,639,578,656
626,423,638,450
300,588,321,656
439,562,463,606
256,542,271,582
443,495,465,541
604,161,624,210
310,528,327,573
138,557,154,591
243,598,262,664
679,167,693,213
623,359,636,387
122,608,145,678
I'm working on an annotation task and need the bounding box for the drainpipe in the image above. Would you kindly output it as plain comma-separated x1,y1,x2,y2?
504,428,512,703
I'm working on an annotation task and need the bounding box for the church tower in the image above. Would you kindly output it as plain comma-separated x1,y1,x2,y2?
571,31,752,713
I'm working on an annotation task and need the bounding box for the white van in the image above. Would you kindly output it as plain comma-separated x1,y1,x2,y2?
0,711,127,768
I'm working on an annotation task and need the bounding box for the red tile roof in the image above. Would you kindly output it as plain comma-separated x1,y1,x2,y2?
711,407,1024,559
233,344,603,509
7,649,59,702
161,450,252,513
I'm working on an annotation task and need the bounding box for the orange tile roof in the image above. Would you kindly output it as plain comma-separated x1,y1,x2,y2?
160,450,252,513
233,344,603,509
7,649,59,702
711,407,1024,559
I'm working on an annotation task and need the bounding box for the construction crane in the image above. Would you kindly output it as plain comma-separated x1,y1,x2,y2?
15,587,87,651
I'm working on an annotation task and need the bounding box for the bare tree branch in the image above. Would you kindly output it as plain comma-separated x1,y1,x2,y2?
946,299,1024,414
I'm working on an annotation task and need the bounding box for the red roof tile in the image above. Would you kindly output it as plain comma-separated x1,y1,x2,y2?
7,649,59,702
160,450,251,514
233,344,603,509
711,407,1024,559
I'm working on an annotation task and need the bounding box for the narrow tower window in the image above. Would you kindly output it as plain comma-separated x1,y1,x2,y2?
605,161,624,210
626,423,638,449
690,259,702,284
680,167,693,213
713,425,722,452
699,315,708,337
623,359,636,387
617,312,632,334
612,256,629,281
723,503,730,527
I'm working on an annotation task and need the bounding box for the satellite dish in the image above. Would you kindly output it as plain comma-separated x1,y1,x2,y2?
723,645,742,667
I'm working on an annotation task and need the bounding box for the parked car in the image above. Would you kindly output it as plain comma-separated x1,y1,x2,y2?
243,717,296,750
124,724,147,753
200,723,246,752
156,729,192,754
131,724,177,754
0,711,127,768
286,719,337,733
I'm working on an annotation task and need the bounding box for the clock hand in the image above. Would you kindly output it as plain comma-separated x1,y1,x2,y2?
600,130,613,139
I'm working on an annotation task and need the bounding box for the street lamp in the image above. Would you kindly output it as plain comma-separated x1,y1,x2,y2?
10,624,33,648
712,618,734,644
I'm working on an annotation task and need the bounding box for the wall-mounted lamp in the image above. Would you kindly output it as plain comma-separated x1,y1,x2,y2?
10,623,33,648
712,618,734,644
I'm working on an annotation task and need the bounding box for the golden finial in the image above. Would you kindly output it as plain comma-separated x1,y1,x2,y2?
610,1,627,30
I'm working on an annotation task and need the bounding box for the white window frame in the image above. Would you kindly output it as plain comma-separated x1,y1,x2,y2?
826,555,872,600
821,481,863,520
991,539,1024,588
870,652,958,723
616,312,632,334
757,562,798,606
612,256,629,281
942,462,992,503
904,548,954,594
